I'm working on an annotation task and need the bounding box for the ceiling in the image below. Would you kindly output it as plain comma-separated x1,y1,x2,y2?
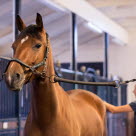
0,0,136,62
87,0,136,32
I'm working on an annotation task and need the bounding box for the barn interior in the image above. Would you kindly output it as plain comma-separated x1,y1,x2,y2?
0,0,136,135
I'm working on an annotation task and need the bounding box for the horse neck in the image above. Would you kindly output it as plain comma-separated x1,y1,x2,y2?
31,42,67,125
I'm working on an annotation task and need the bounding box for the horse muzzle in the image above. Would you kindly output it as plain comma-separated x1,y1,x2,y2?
5,72,25,91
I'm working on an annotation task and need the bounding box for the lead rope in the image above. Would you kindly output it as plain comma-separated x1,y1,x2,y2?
121,79,136,85
52,76,136,88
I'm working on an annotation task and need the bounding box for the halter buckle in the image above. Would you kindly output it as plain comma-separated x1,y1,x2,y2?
49,75,57,83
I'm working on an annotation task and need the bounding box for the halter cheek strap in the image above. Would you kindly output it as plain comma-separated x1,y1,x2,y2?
0,33,50,79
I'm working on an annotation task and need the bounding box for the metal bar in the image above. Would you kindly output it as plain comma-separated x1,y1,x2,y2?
118,86,121,106
71,13,78,71
103,32,109,78
13,0,21,135
71,13,78,89
13,0,20,40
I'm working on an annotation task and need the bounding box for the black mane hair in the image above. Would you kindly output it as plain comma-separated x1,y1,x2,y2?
18,25,42,40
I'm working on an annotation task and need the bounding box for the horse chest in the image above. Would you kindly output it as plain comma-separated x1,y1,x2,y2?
24,116,80,136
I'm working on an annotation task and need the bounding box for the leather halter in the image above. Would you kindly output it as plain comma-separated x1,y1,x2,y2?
1,33,49,79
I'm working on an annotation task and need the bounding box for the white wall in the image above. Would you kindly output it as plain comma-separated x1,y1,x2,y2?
108,33,136,103
109,42,136,103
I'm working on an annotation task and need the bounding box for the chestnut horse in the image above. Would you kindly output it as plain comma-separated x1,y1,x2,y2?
5,13,106,136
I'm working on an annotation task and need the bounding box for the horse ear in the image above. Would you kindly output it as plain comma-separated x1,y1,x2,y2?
36,13,43,31
16,15,26,32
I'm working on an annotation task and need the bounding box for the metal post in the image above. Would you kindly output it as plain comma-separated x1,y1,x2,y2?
71,13,78,71
104,32,109,78
71,13,78,89
13,0,21,135
13,0,21,40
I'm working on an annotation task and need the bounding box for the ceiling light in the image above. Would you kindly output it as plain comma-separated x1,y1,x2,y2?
112,38,126,46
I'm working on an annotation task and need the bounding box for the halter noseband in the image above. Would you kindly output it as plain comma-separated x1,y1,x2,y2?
1,33,49,79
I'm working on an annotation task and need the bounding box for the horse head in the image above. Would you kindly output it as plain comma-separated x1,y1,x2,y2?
5,13,48,91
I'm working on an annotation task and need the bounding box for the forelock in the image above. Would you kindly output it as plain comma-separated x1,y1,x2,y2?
19,25,42,40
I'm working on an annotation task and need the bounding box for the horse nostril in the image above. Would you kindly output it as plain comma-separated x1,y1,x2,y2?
15,73,21,80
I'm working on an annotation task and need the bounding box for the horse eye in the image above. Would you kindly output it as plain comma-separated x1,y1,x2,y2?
35,44,42,49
